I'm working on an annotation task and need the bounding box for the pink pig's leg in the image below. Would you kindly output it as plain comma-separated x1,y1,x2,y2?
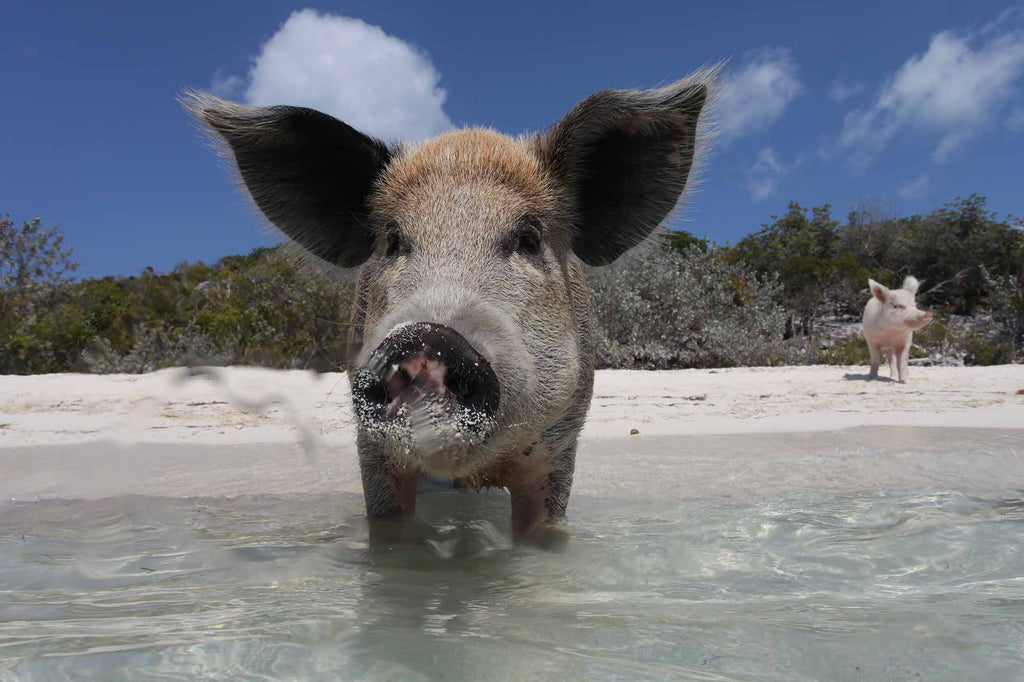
886,348,898,380
897,345,910,383
868,343,881,378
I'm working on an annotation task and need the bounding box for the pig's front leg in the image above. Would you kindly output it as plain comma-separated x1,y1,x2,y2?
868,343,881,378
886,348,899,380
505,436,575,548
897,343,910,383
357,431,419,541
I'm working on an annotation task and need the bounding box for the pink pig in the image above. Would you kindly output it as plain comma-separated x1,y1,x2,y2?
862,276,933,383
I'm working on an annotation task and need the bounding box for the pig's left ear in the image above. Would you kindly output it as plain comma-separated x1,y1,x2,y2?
542,76,711,266
183,92,390,268
869,279,891,302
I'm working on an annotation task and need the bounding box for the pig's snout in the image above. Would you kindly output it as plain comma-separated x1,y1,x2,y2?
352,323,500,435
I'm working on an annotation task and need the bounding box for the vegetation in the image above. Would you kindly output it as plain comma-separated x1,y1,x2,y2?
590,243,795,369
727,202,856,337
1,218,353,374
724,195,1023,360
1,194,1021,375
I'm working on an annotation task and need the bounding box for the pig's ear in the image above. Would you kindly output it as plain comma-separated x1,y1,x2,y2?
869,279,891,302
542,74,711,266
901,276,920,294
183,92,390,268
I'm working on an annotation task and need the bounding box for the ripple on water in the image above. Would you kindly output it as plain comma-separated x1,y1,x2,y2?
1,431,1023,680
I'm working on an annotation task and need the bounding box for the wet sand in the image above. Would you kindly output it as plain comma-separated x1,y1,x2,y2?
2,427,1020,502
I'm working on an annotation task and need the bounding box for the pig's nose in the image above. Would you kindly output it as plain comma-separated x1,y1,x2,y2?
924,311,934,320
352,323,500,429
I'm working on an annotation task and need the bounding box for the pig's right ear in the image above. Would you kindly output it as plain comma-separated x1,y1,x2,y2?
868,279,891,302
183,92,390,268
541,73,712,266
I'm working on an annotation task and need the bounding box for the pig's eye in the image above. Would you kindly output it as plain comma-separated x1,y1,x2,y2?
893,304,905,310
508,216,542,257
383,225,408,258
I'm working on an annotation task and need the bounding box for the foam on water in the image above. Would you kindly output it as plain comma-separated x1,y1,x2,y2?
1,428,1022,680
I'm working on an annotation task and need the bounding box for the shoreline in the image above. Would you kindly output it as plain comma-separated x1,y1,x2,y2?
0,365,1022,449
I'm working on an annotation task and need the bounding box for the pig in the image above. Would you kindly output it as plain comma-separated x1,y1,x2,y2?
862,276,933,383
185,68,713,543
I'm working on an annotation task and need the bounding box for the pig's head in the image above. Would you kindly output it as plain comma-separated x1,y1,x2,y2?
186,72,711,476
868,276,934,332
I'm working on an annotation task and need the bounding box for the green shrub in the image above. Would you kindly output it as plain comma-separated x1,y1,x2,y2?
819,333,870,366
589,244,789,369
964,333,1014,366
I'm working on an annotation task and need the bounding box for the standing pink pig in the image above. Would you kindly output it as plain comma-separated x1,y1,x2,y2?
862,276,933,383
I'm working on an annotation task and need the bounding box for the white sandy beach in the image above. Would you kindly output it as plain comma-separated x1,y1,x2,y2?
1,365,1022,503
1,365,1022,448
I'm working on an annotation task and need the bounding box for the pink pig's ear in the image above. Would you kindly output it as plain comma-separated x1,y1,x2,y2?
868,279,890,302
901,276,920,294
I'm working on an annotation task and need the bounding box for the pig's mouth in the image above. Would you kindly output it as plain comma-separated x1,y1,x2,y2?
351,323,500,447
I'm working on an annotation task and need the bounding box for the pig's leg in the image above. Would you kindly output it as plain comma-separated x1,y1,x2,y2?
868,343,881,378
358,431,418,541
504,382,589,548
897,344,910,383
885,348,899,380
505,436,576,548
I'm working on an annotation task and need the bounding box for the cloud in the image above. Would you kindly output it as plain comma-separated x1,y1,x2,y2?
718,48,802,142
745,148,786,201
210,71,244,99
836,11,1024,168
897,174,930,199
827,77,864,102
213,9,451,141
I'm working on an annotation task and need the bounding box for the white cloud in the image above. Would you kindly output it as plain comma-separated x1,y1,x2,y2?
214,9,451,141
836,12,1024,168
210,71,244,99
718,48,802,142
827,77,864,102
745,148,786,201
898,173,930,199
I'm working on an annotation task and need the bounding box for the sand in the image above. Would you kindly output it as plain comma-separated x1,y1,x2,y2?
1,365,1022,501
1,365,1022,449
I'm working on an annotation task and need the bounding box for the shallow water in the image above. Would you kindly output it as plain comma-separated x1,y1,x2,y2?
1,428,1023,680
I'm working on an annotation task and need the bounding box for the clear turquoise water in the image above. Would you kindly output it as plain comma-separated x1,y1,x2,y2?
1,428,1022,681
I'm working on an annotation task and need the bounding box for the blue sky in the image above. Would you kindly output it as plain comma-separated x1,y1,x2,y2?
2,1,1023,278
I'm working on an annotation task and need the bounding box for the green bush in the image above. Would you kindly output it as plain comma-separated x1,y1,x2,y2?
2,245,357,374
589,244,790,369
964,333,1015,366
819,333,870,366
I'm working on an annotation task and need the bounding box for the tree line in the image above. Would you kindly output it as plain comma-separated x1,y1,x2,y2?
1,194,1021,374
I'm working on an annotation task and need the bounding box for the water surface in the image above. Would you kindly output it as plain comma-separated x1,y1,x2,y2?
1,427,1022,680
